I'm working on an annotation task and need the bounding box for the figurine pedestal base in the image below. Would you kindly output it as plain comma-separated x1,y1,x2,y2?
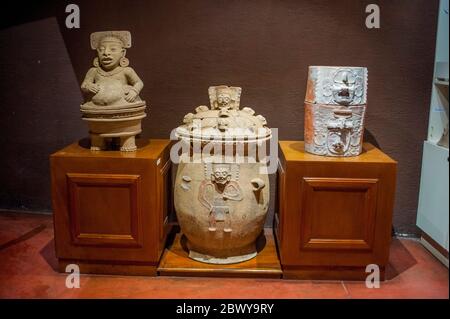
157,229,282,278
51,139,172,276
277,141,397,281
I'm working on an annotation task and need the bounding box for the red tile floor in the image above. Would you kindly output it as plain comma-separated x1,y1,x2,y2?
0,212,448,299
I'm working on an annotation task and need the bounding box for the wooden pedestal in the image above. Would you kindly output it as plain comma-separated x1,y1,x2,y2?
158,229,282,278
276,141,397,280
50,139,172,276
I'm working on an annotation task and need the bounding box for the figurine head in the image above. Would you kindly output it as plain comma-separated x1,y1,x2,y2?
211,164,232,185
332,70,356,106
90,31,132,71
208,85,242,110
216,86,233,109
217,117,229,131
217,109,230,131
97,36,125,70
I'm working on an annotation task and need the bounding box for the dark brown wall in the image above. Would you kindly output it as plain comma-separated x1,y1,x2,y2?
0,0,438,236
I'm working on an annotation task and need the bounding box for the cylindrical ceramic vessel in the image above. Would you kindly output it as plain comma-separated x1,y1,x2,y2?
304,66,368,157
174,85,271,264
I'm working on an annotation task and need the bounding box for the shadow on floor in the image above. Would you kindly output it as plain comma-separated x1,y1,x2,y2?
385,237,417,280
40,238,59,273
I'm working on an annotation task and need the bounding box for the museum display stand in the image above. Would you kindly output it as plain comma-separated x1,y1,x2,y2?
157,228,282,278
50,139,397,280
50,139,172,276
276,141,397,280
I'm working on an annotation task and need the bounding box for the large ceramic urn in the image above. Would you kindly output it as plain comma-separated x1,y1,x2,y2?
174,85,272,264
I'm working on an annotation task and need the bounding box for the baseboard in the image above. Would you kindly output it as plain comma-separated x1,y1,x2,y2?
420,236,449,268
0,208,52,215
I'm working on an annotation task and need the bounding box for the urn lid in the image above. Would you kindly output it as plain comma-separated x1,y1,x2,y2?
175,86,271,143
305,66,368,106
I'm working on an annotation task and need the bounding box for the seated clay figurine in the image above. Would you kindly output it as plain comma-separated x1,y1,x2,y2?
80,31,147,152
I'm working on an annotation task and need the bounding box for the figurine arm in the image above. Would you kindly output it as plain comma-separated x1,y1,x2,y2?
223,183,243,201
125,67,144,95
198,182,213,211
81,68,99,94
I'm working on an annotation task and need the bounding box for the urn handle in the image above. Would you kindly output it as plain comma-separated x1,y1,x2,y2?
251,178,265,192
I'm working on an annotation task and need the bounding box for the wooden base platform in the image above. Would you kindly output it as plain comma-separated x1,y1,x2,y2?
157,229,282,278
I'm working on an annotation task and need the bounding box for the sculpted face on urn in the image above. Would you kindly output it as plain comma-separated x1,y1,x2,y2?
216,87,232,109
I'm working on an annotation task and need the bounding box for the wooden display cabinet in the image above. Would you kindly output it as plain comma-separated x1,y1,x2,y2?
276,141,397,280
50,139,172,276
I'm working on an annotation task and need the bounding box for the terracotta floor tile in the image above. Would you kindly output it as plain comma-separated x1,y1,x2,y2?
343,238,449,299
68,276,348,299
0,212,448,299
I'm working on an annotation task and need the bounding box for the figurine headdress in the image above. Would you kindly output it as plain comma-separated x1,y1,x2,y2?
215,86,232,96
90,31,132,50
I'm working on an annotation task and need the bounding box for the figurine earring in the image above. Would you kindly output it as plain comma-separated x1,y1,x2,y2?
93,57,100,67
120,57,129,67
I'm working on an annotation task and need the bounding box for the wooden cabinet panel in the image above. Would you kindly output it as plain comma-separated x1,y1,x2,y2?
67,173,143,248
300,177,378,251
